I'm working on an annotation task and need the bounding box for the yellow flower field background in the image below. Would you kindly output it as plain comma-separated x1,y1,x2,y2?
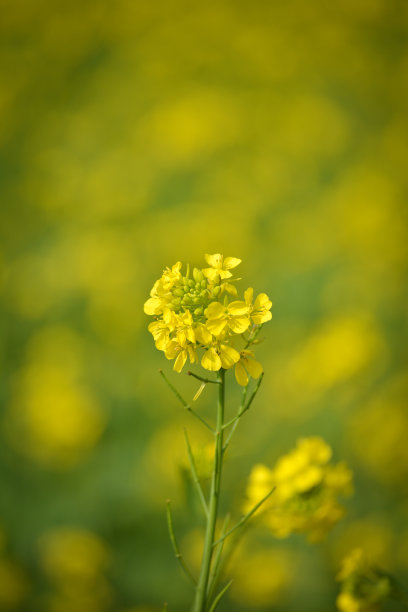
0,1,407,610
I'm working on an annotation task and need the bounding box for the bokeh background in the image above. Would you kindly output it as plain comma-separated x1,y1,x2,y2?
1,1,407,610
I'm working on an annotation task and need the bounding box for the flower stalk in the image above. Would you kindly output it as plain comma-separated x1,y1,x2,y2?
192,368,225,612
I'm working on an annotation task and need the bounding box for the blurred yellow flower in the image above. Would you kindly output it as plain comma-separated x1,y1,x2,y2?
336,549,393,612
245,437,353,540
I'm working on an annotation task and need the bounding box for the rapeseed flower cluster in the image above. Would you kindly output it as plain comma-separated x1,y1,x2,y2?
245,437,353,541
336,549,393,612
144,254,272,385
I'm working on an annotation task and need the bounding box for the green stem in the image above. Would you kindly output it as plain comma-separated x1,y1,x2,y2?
187,371,221,384
192,369,225,612
206,514,230,605
212,486,275,547
159,370,215,433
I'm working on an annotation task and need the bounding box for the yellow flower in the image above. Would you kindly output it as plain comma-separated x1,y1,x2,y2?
143,262,182,315
194,323,213,346
144,254,273,379
148,309,176,350
201,343,240,372
203,254,241,281
244,288,273,325
235,350,263,386
205,300,250,336
165,338,196,373
175,310,196,345
336,592,361,612
336,549,393,612
245,437,353,541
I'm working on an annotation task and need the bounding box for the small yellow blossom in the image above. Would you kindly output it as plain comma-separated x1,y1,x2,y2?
201,343,240,372
235,350,263,386
147,309,177,350
205,300,250,336
165,338,196,373
203,253,241,281
244,288,273,324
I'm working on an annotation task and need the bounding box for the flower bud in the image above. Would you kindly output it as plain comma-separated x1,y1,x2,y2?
201,280,207,289
173,288,184,297
212,286,221,297
193,268,204,283
194,307,203,316
172,297,181,306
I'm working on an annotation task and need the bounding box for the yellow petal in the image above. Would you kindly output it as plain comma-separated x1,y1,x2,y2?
235,362,248,386
177,329,187,346
244,357,263,379
205,302,225,319
202,268,219,281
187,345,196,363
218,269,233,279
144,297,162,315
187,327,196,343
254,293,272,311
244,287,253,305
171,261,182,274
251,311,272,325
219,344,240,369
223,283,237,297
194,324,212,345
228,316,250,334
204,253,223,268
154,330,170,351
165,340,178,359
223,256,241,270
201,347,222,371
174,350,187,373
206,318,227,336
227,301,249,316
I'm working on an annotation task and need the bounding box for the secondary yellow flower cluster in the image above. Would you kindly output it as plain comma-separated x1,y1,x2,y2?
144,254,272,385
336,549,393,612
245,437,353,541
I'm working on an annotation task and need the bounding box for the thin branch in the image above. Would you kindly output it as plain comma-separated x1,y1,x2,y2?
184,429,209,518
159,370,215,433
166,500,196,585
187,371,221,384
223,374,264,451
213,487,275,548
207,580,233,612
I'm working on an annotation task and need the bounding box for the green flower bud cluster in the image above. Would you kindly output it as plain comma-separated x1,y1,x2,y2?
170,268,221,318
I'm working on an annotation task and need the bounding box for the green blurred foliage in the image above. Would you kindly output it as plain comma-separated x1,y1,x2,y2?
0,0,407,610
